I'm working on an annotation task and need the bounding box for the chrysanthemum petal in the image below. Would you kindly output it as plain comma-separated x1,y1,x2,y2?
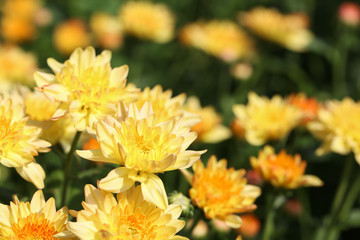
15,162,45,189
99,167,135,193
142,174,168,209
225,214,243,228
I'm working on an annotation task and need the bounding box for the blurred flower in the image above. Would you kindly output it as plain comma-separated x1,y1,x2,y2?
212,219,231,233
288,93,321,124
67,184,188,240
90,12,123,49
250,146,323,189
284,198,303,217
24,89,76,152
0,94,50,188
338,2,360,26
0,0,40,43
0,16,36,43
240,7,314,52
185,155,261,228
35,47,138,131
231,118,246,139
169,191,194,217
190,219,208,238
179,20,254,62
0,190,73,239
33,7,53,27
233,92,302,145
133,84,200,127
53,19,91,55
308,98,360,164
77,102,206,209
231,62,253,81
184,96,231,143
119,1,175,43
0,45,37,90
236,214,261,238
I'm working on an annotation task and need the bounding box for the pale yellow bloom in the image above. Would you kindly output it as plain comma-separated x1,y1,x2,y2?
24,90,77,152
232,92,302,145
184,96,231,143
240,7,313,52
250,146,323,189
119,1,175,43
77,102,206,209
308,98,360,164
35,46,139,131
0,45,37,90
133,85,200,127
53,19,91,55
179,20,254,62
0,190,74,239
90,12,123,49
65,184,187,240
185,155,261,228
0,94,50,188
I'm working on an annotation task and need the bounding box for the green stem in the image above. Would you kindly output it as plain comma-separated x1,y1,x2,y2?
328,170,360,240
263,192,277,240
61,131,82,206
316,156,353,240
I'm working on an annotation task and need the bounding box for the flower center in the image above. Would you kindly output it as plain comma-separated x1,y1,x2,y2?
266,151,305,178
11,213,58,240
0,115,25,152
110,205,157,240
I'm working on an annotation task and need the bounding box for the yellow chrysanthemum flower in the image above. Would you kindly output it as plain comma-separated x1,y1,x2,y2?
179,20,254,62
133,85,200,127
0,94,50,188
0,45,37,90
119,1,175,43
184,96,231,143
77,102,206,209
35,46,139,131
184,155,261,228
240,7,313,52
24,90,77,152
66,184,188,240
0,190,74,239
308,98,360,164
232,92,302,146
90,12,123,50
250,146,323,189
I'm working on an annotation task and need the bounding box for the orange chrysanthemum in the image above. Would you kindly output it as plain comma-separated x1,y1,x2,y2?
250,146,323,189
288,93,321,124
185,155,261,228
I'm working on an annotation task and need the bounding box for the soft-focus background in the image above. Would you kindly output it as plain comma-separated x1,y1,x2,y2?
1,0,360,239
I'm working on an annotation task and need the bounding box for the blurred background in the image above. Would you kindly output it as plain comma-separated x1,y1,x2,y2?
1,0,360,239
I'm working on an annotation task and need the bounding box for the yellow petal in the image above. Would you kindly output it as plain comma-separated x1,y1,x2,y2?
110,65,128,87
99,167,135,193
15,162,45,189
77,149,120,164
225,214,242,228
30,190,45,213
141,174,168,209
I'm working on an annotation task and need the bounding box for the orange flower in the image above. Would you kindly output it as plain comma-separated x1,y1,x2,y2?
250,146,323,189
53,19,91,55
231,118,246,139
184,155,261,228
82,136,100,150
288,93,320,124
236,214,261,238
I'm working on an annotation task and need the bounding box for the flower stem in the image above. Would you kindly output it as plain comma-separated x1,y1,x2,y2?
327,169,360,240
316,156,353,240
61,131,82,206
263,192,277,240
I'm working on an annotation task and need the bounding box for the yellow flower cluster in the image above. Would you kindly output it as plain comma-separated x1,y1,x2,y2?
240,7,314,52
179,20,254,62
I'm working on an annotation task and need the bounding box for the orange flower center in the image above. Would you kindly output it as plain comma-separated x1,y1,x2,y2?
11,213,58,240
266,151,305,179
110,205,157,240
